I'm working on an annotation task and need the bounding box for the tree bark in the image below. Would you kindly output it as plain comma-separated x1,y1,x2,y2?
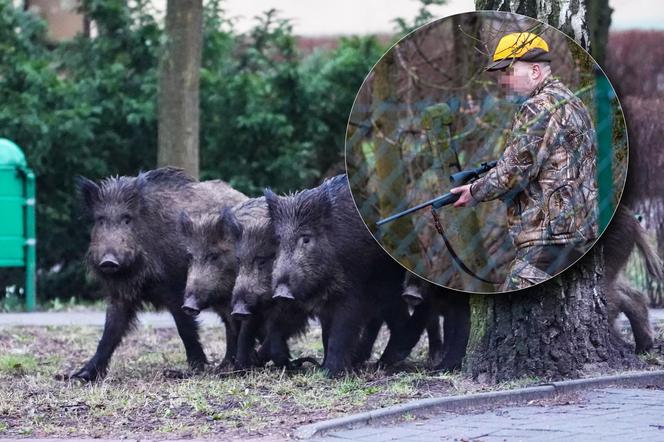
467,0,638,382
476,0,594,52
157,0,203,179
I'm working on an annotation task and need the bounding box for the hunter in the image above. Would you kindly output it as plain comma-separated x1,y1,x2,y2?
450,32,599,291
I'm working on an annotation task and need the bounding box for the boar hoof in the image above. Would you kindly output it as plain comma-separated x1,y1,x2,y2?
214,357,236,374
71,365,103,382
321,363,346,379
377,349,409,368
188,358,208,372
233,360,251,371
635,338,654,354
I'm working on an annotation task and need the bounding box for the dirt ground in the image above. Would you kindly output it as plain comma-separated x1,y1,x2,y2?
0,320,662,440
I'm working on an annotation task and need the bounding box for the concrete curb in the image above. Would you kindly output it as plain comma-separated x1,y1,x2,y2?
294,369,664,439
294,386,554,439
550,370,664,393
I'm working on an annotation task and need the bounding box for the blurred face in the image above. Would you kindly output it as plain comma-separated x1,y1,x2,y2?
497,61,540,96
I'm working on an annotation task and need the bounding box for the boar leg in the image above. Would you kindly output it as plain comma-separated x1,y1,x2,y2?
320,300,363,377
615,281,654,354
235,317,261,369
217,310,239,368
321,317,330,367
353,317,382,364
426,315,444,367
72,300,137,381
167,300,208,371
378,301,429,367
256,311,291,368
435,295,470,371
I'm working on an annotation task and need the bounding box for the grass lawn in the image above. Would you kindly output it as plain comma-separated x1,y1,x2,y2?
0,320,661,439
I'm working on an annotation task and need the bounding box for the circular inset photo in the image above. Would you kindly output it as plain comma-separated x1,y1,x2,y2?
345,11,628,293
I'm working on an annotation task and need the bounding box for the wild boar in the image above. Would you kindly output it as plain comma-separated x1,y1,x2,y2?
602,205,663,353
71,167,245,381
265,174,410,377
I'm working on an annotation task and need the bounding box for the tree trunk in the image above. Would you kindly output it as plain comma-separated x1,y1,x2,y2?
467,0,638,382
372,51,420,269
157,0,203,179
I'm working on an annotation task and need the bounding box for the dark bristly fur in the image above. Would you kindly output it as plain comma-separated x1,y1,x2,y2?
71,167,246,382
265,174,411,377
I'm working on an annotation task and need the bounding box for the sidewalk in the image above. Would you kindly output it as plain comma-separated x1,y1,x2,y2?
312,387,664,441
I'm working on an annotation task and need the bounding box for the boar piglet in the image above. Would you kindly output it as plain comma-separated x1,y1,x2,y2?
229,197,310,369
397,273,470,371
178,208,245,369
265,174,410,377
72,167,246,381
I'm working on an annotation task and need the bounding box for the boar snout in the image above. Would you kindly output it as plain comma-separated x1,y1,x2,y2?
98,253,121,274
273,284,295,300
402,287,424,307
181,295,201,316
231,300,251,318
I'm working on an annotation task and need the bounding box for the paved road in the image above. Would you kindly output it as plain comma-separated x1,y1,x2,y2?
0,311,221,328
2,309,663,329
314,387,664,441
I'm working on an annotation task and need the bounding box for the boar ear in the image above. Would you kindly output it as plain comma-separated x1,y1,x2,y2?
178,211,194,237
264,188,280,218
76,176,101,212
218,207,242,240
135,171,149,194
319,186,334,219
130,173,150,210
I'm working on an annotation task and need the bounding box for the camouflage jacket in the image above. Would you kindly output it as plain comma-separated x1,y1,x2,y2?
470,77,598,249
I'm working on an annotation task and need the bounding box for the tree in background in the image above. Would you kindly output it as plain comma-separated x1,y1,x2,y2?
158,0,203,178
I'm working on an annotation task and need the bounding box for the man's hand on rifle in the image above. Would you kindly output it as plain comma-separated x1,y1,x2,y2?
450,184,477,208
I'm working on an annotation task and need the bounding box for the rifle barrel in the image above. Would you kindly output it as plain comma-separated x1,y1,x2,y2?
376,192,459,226
375,160,496,228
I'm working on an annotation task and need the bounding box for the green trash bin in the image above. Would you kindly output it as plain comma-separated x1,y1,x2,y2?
0,138,36,311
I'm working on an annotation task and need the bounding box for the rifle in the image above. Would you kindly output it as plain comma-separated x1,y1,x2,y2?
376,161,497,227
